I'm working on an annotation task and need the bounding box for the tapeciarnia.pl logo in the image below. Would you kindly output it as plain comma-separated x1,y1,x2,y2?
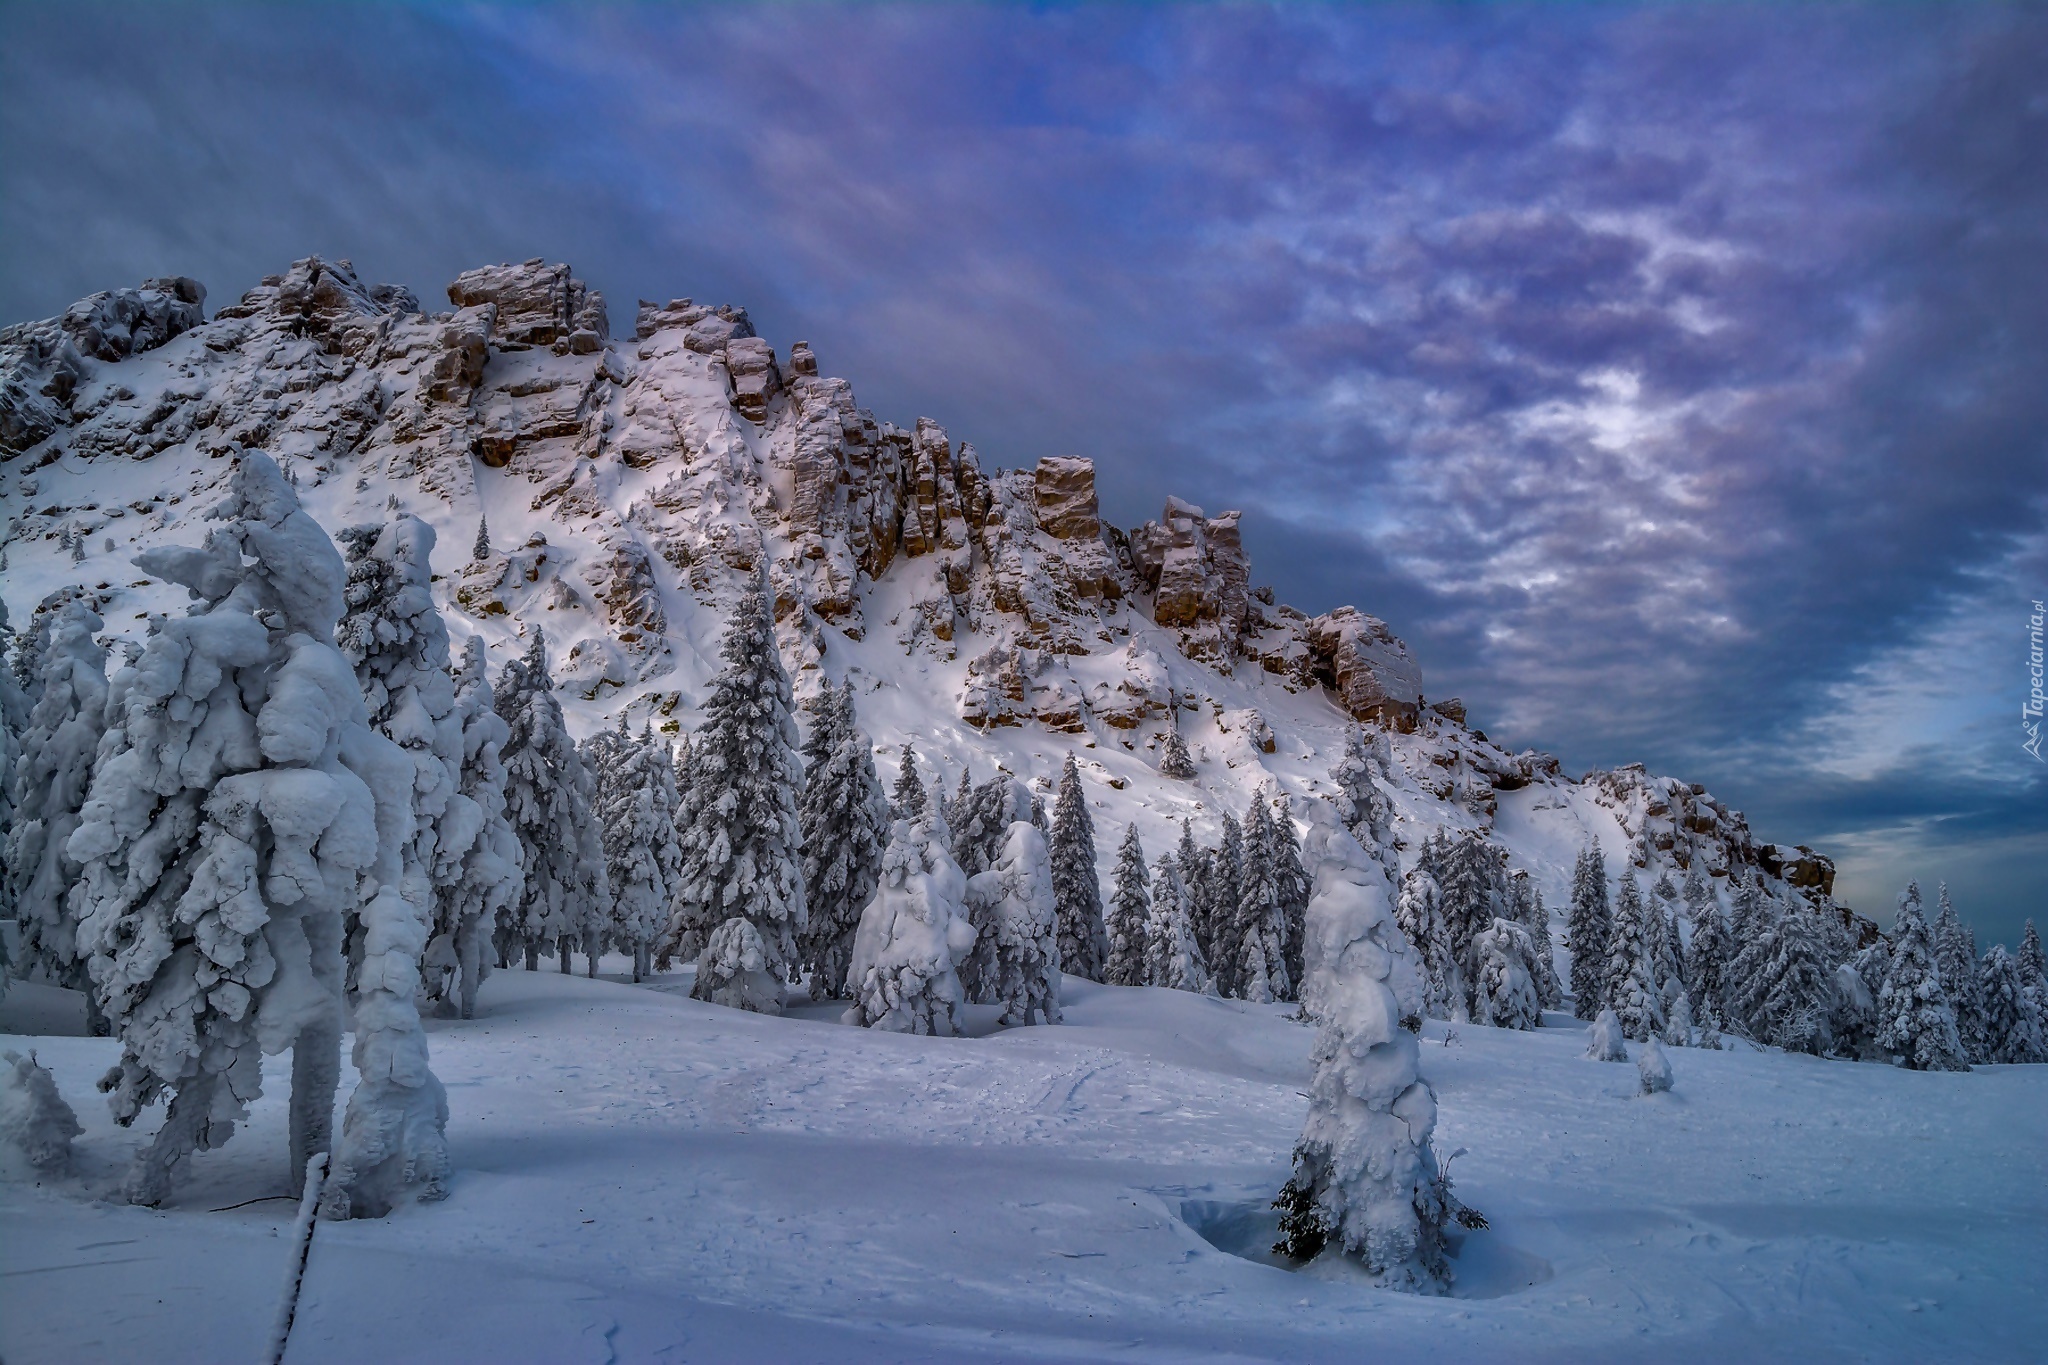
2026,598,2045,762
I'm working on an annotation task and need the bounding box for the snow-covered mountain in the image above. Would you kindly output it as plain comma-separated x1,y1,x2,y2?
0,256,1866,936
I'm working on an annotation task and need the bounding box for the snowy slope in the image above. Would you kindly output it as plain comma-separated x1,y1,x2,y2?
0,256,1859,951
4,968,2043,1363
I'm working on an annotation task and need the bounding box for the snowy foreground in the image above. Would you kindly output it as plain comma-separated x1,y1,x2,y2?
4,968,2044,1364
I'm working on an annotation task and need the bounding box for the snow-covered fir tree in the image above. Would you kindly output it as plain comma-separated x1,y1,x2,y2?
892,742,927,820
661,583,806,1013
1875,882,1970,1072
952,772,1026,879
1208,812,1247,995
496,634,607,974
1604,869,1665,1042
1328,726,1395,866
1566,843,1612,1020
1275,802,1448,1292
595,722,682,983
1158,724,1196,780
1685,897,1731,1034
6,599,108,1019
1729,904,1835,1055
471,514,490,563
1512,873,1563,1009
1585,1007,1629,1061
1049,754,1107,982
2019,920,2046,1002
797,681,889,999
963,818,1062,1026
1144,854,1213,994
1231,797,1290,1004
1104,824,1150,987
946,762,975,832
1647,870,1685,1013
328,513,466,1213
842,806,977,1034
1974,945,2046,1065
1270,797,1312,995
1931,884,1985,1058
69,452,425,1208
1437,833,1508,1012
0,600,26,998
430,637,521,1017
1395,863,1457,1020
1471,917,1543,1030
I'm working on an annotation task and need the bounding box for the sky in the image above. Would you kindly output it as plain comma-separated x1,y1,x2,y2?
3,2,2043,946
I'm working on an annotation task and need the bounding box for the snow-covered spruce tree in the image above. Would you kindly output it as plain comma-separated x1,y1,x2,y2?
1513,874,1563,1010
496,635,606,974
1049,754,1107,982
1974,946,2047,1065
946,762,975,832
1159,724,1197,780
471,515,490,563
797,682,889,999
1637,1037,1674,1094
2020,920,2046,1005
1274,802,1448,1292
664,583,807,1013
1471,917,1543,1030
951,773,1024,879
1145,854,1213,994
7,600,108,1015
843,806,977,1034
1328,726,1396,866
1729,905,1834,1056
1437,833,1508,1012
1585,1007,1629,1061
596,724,682,984
328,514,467,1214
1104,824,1151,987
1566,843,1612,1020
1604,869,1665,1042
1875,882,1970,1071
1647,871,1686,1013
0,599,27,997
432,636,521,1016
1932,885,1986,1059
1206,812,1247,996
1395,863,1457,1020
1232,797,1289,1004
963,817,1062,1025
892,742,927,821
1682,864,1729,1028
1029,789,1048,831
0,1049,84,1170
68,451,417,1206
1271,797,1312,997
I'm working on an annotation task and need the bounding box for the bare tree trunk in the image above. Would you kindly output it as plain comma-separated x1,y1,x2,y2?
289,911,344,1189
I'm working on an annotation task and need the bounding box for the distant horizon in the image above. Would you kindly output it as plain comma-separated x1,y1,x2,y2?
3,2,2042,946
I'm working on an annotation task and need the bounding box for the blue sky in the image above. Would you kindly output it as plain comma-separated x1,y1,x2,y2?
4,3,2043,945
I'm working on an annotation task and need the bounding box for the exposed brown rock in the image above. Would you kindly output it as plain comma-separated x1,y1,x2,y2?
1304,606,1424,729
449,259,607,347
1032,456,1101,540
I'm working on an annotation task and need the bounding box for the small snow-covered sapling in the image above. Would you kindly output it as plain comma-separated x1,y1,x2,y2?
1637,1037,1674,1094
1586,1007,1629,1062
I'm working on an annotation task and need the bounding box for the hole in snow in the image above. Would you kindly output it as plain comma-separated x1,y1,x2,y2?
1176,1198,1553,1300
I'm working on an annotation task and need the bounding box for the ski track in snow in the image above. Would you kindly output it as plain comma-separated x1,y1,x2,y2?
4,968,2043,1363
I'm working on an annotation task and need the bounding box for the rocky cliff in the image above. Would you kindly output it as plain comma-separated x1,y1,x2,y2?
0,256,1858,928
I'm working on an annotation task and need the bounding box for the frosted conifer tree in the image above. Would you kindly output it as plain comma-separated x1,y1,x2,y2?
1974,946,2046,1065
328,514,466,1213
1471,917,1542,1030
1932,885,1985,1057
1604,870,1665,1042
1875,882,1969,1071
1232,797,1289,1004
1275,802,1448,1292
1647,871,1685,1012
597,724,682,983
1513,874,1562,1009
946,762,975,831
1159,724,1196,780
7,600,108,1015
1049,754,1107,982
2019,920,2046,1004
1205,813,1246,995
963,818,1062,1025
892,743,927,820
1437,833,1507,1012
432,637,520,1016
843,807,977,1034
1271,797,1312,996
0,1049,84,1170
496,635,605,973
1682,864,1728,1028
950,773,1025,880
1585,1007,1629,1061
0,601,26,995
69,452,421,1207
1566,843,1612,1020
797,682,889,999
1729,906,1834,1055
1396,864,1456,1020
1328,727,1396,866
1104,825,1151,987
471,515,490,563
1144,854,1213,994
665,584,807,1013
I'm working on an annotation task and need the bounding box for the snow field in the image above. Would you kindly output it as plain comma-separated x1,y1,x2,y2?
5,965,2044,1363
